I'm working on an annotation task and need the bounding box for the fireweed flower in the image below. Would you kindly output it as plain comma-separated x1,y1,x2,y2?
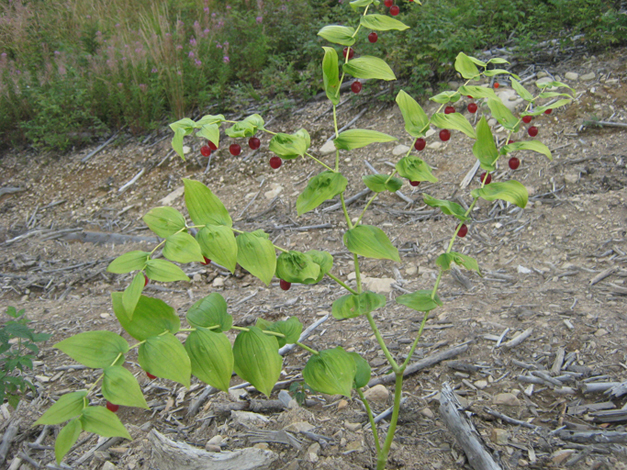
188,51,194,58
256,16,263,23
139,84,147,92
223,56,230,63
151,68,158,73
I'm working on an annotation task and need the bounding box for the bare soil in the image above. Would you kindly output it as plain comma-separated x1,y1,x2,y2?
1,49,627,470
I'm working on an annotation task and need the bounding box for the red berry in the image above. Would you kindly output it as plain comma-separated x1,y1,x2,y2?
143,274,149,287
467,102,477,114
229,144,241,156
207,141,218,151
201,256,211,265
457,224,468,238
342,47,355,59
146,372,157,380
280,279,291,291
493,82,500,89
106,401,119,412
528,126,538,137
384,0,393,6
248,137,261,150
507,139,515,144
389,5,400,15
508,157,520,170
351,81,362,94
522,115,532,124
544,108,552,115
200,145,211,157
269,156,282,169
414,138,426,151
439,129,451,141
368,32,378,43
480,172,492,184
445,106,455,114
410,180,420,187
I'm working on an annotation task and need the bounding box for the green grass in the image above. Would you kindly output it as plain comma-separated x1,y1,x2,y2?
0,0,625,152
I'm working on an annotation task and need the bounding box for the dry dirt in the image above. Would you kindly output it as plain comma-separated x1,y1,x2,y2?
1,49,627,470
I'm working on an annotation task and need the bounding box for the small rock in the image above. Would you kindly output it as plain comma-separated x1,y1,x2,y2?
212,277,225,288
493,393,521,406
347,272,357,281
580,72,595,81
307,442,320,463
102,462,117,470
182,145,191,155
229,388,248,401
158,186,185,206
264,185,283,200
606,78,619,86
565,72,579,81
595,329,608,337
405,265,417,276
427,141,442,150
344,439,363,452
319,140,336,155
100,313,110,318
517,265,532,274
284,462,299,470
551,449,575,465
140,422,153,432
488,118,497,127
362,277,395,294
192,273,202,283
536,71,548,78
448,81,460,90
491,428,508,445
345,422,362,432
205,444,221,452
231,410,270,427
278,390,292,407
564,173,579,184
253,443,269,450
284,421,315,433
393,144,411,156
363,385,389,404
425,128,436,138
474,380,488,390
535,77,553,88
420,407,434,419
207,435,224,447
337,399,349,411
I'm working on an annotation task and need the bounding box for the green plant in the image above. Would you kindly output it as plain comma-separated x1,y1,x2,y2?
35,2,576,468
0,307,51,409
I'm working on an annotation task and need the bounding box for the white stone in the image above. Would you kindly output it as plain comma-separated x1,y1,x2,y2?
493,393,521,406
474,380,488,390
405,265,418,276
319,140,336,155
192,274,202,283
264,185,283,200
425,128,436,138
362,277,395,293
213,277,224,287
606,78,619,86
565,72,579,81
535,77,553,88
491,428,508,445
420,407,434,419
448,81,460,90
517,265,532,274
158,186,185,206
536,71,548,78
345,422,362,432
102,462,117,470
363,384,389,403
182,145,191,155
580,72,596,81
427,141,442,150
284,421,315,433
488,118,498,127
392,144,411,156
564,173,579,184
229,388,247,401
231,411,270,427
208,435,224,446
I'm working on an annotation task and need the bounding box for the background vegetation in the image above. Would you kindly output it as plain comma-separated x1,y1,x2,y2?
0,0,625,152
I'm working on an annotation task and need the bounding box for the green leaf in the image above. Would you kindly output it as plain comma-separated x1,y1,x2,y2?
486,98,519,131
500,140,552,161
303,250,334,284
183,179,232,227
487,58,510,65
362,175,403,193
34,391,87,425
269,129,310,159
423,194,468,221
322,47,340,106
396,90,430,138
454,52,480,79
195,114,225,127
458,85,497,100
257,317,303,348
396,290,442,312
472,117,499,172
196,123,220,148
102,366,149,409
303,347,356,397
527,99,572,115
360,14,409,31
343,56,396,81
138,333,191,388
483,68,518,79
233,326,282,397
430,90,461,104
236,231,276,286
186,293,232,332
112,293,180,340
436,252,481,273
55,331,129,369
55,418,82,463
510,79,533,101
196,225,237,273
332,291,386,319
276,251,320,284
471,180,528,208
122,273,144,320
297,171,348,215
145,259,189,282
349,352,371,389
185,328,233,391
143,207,186,238
106,251,150,274
396,156,438,183
430,113,476,139
169,119,195,159
163,232,204,264
318,25,356,46
344,225,400,262
334,129,396,150
350,0,375,10
80,407,131,439
466,56,487,67
224,120,256,138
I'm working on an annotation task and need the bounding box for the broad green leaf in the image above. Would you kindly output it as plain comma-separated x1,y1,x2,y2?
303,347,356,397
196,225,237,273
303,250,333,284
244,114,265,129
423,194,468,221
55,331,129,369
106,251,150,274
196,123,220,148
163,232,204,264
297,171,348,215
343,225,400,262
349,352,371,389
436,252,481,273
269,129,310,159
186,293,232,332
430,113,476,139
233,326,282,397
195,114,225,127
185,328,233,392
396,290,442,312
360,14,409,31
145,259,189,282
170,118,196,131
236,231,276,286
483,68,519,79
80,407,131,439
471,180,528,208
343,56,396,80
138,333,191,388
430,90,461,104
467,56,487,67
350,0,375,10
396,156,438,183
538,80,574,92
112,293,180,340
500,140,552,161
102,366,149,409
35,391,87,425
143,207,186,238
332,291,386,319
183,179,232,227
526,99,572,115
362,175,403,193
396,90,430,137
454,52,480,79
486,98,519,131
322,47,340,106
458,85,497,100
276,251,321,284
169,119,195,159
334,129,396,150
317,25,356,46
122,273,144,320
472,117,499,172
488,58,510,65
538,92,573,99
55,418,82,463
225,120,256,138
257,317,303,348
510,79,533,101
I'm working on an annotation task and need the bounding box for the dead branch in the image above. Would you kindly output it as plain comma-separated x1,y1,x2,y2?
0,419,20,465
557,430,627,444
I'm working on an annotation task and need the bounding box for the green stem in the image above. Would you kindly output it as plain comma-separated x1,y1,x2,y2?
355,170,397,226
296,341,319,355
365,312,399,373
353,254,362,294
357,388,381,455
326,272,358,295
232,326,285,338
340,193,353,229
400,310,429,371
333,106,340,171
377,373,404,470
304,152,334,172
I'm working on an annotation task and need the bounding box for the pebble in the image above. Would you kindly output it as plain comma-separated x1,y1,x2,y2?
192,273,202,283
337,399,349,411
405,265,417,276
488,118,497,127
229,388,248,401
364,385,389,403
606,78,619,86
231,410,270,427
580,72,596,81
427,141,442,150
344,439,363,452
212,277,224,288
420,407,434,419
182,145,191,155
536,71,548,78
595,329,608,337
264,185,283,200
319,140,336,155
551,449,575,465
362,277,395,293
491,428,508,445
207,435,224,446
392,144,411,156
564,173,579,184
565,72,579,81
517,265,532,274
307,442,320,463
284,421,315,433
493,393,521,407
425,128,436,137
205,444,222,452
474,380,488,390
535,77,553,87
345,422,362,432
102,463,117,470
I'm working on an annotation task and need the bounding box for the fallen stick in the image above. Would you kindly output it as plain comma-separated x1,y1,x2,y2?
118,168,145,193
556,430,627,444
73,436,123,466
582,120,627,129
0,419,20,465
501,328,533,349
590,267,617,286
483,407,541,431
61,231,159,245
322,188,372,213
81,132,119,162
364,160,414,204
0,187,24,197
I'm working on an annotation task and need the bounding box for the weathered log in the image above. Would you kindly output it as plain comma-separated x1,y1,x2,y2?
556,430,627,444
0,419,20,465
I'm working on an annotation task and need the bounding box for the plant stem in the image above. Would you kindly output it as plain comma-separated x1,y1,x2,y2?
365,312,399,373
333,106,340,171
326,272,358,295
340,193,353,229
355,170,397,226
232,326,285,338
357,388,381,454
377,372,404,470
305,152,334,172
296,341,319,355
353,254,362,294
400,310,429,371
